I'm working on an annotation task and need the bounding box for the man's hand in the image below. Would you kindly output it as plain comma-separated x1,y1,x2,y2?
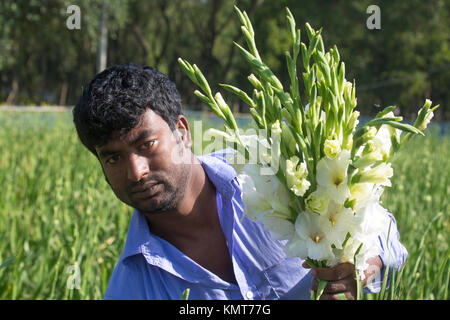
302,256,383,300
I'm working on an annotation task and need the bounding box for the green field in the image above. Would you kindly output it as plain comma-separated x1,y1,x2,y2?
0,111,448,300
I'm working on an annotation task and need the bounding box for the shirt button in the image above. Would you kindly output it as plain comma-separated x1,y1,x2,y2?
246,291,254,299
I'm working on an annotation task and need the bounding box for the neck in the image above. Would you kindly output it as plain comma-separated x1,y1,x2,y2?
144,157,217,242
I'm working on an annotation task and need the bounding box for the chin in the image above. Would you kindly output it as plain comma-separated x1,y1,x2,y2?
134,193,178,215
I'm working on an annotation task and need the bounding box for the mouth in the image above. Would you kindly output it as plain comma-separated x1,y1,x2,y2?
131,180,159,193
131,182,162,200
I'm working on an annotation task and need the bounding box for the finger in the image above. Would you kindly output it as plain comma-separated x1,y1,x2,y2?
302,260,312,269
319,293,339,300
313,262,355,281
311,276,355,294
362,256,383,287
319,291,355,300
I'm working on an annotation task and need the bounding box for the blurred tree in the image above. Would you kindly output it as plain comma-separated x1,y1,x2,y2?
0,0,448,119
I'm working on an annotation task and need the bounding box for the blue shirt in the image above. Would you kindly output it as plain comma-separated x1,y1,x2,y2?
104,150,407,300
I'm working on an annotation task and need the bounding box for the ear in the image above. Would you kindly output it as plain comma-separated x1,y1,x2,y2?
174,115,192,148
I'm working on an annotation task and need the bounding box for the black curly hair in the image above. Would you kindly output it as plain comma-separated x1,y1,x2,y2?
73,63,183,156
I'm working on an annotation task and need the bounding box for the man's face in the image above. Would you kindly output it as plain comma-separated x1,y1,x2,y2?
96,109,193,214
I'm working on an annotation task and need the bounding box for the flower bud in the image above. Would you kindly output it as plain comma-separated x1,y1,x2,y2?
324,139,341,159
418,110,434,130
305,189,329,215
248,74,263,90
286,156,310,196
358,163,393,186
352,151,383,169
280,121,297,154
347,111,360,132
214,92,229,114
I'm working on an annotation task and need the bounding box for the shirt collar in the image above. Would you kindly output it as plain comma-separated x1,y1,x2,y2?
119,149,238,262
196,149,237,200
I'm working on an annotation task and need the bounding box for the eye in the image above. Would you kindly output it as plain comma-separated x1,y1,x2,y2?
106,154,121,165
141,140,156,150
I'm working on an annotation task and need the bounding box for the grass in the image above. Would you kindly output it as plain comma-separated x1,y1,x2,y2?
0,111,448,299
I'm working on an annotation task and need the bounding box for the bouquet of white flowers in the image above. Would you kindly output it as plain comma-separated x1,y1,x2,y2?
179,6,438,298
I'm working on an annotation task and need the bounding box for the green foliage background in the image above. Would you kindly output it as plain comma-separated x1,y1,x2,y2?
0,112,448,299
0,0,449,120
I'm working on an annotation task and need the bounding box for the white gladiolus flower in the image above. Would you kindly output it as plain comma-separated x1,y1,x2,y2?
178,11,438,284
316,150,351,204
323,200,356,249
353,197,390,243
352,149,384,168
259,216,295,241
286,212,334,261
329,236,379,280
372,125,392,160
286,156,310,196
237,164,295,240
349,183,374,211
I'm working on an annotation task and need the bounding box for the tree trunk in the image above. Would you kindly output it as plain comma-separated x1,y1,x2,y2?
59,81,69,106
132,24,149,65
97,0,108,73
6,77,19,106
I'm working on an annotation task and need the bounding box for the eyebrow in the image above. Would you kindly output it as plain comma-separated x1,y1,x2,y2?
97,129,154,159
130,129,153,146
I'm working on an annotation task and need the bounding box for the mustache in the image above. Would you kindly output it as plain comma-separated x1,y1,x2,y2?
126,174,165,194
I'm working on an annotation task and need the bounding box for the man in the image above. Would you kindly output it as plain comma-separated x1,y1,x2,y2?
73,63,407,300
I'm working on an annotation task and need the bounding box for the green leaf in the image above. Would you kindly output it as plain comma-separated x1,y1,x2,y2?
235,42,283,90
234,6,246,28
308,32,320,57
285,7,296,44
177,58,198,85
378,221,392,300
250,108,265,129
301,42,309,71
220,83,255,108
193,64,212,96
315,280,327,300
181,288,190,300
194,90,225,120
384,120,425,136
332,45,340,65
336,293,347,300
305,22,315,41
338,62,345,95
375,105,397,119
365,117,402,126
243,10,255,38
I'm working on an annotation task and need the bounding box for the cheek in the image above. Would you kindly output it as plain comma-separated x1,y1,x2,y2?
102,166,128,195
156,137,189,167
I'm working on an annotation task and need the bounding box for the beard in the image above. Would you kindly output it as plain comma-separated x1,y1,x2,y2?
124,163,191,215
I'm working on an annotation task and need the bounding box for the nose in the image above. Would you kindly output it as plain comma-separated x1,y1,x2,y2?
127,153,150,182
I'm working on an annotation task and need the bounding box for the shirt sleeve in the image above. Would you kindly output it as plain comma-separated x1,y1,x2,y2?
104,257,148,300
364,211,408,294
